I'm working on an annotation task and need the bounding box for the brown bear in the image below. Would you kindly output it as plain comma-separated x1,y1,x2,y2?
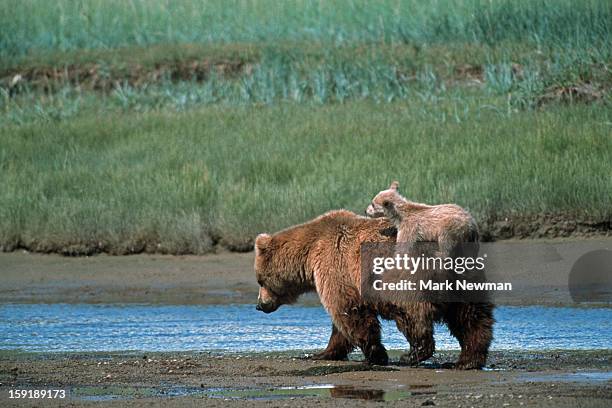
254,209,494,369
255,210,395,365
366,181,479,258
365,181,494,368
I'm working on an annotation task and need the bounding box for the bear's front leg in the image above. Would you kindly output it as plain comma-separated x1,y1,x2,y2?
311,323,354,361
330,305,388,366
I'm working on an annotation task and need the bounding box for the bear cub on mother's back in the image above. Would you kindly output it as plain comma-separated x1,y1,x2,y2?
366,181,494,369
366,181,479,258
255,208,494,369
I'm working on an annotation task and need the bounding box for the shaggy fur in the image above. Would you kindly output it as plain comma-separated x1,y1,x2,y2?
366,181,479,258
254,209,494,369
255,210,393,365
365,182,494,369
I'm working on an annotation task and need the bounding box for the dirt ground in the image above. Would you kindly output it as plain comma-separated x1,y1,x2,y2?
0,350,610,407
1,238,611,306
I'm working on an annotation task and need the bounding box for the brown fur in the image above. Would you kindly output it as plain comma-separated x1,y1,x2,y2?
366,182,494,369
366,181,479,258
255,210,395,365
255,209,494,369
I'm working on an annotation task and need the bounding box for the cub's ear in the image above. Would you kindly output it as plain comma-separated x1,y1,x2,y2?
255,233,272,254
389,181,399,191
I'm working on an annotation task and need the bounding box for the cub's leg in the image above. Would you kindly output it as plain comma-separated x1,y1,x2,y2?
395,303,436,366
329,305,388,365
311,323,354,361
446,302,494,369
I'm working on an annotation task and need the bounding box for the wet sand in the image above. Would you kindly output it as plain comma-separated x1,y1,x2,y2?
0,251,258,305
1,238,611,306
0,350,610,407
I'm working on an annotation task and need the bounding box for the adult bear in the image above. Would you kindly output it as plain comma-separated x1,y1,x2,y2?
254,209,494,369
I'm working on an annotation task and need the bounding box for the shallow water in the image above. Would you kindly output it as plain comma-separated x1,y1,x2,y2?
207,384,413,401
519,371,612,383
66,384,413,402
0,304,610,352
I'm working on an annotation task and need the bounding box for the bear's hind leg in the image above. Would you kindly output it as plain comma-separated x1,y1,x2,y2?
311,323,354,361
395,304,435,366
447,303,494,370
331,306,388,366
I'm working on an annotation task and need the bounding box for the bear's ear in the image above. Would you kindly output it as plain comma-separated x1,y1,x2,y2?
389,181,399,191
255,233,272,255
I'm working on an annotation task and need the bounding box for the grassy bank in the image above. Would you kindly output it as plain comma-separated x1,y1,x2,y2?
2,40,610,125
1,101,610,254
0,0,610,254
2,0,610,120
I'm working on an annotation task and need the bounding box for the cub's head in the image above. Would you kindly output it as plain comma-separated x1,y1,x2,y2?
254,233,303,313
366,181,401,218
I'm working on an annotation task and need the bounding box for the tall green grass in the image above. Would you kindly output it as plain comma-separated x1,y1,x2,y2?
2,0,610,58
1,101,610,254
2,1,609,126
3,41,609,126
1,0,610,254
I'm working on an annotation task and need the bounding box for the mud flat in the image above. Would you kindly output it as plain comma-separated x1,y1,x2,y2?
1,238,611,306
0,350,610,407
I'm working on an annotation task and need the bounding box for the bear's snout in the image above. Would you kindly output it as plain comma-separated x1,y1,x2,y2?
255,301,278,313
256,287,279,313
366,204,378,218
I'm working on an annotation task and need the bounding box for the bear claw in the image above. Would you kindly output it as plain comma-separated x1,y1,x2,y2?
365,345,389,366
455,360,485,370
399,347,434,366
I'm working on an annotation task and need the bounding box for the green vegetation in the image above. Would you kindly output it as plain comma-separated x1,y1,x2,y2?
3,40,610,125
1,1,610,124
2,0,609,57
0,0,610,254
1,102,610,253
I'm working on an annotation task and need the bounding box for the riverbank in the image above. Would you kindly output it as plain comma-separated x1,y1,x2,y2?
2,101,611,256
1,238,611,306
1,350,610,407
2,240,610,406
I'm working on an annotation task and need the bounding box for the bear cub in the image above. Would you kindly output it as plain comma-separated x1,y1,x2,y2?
366,181,479,258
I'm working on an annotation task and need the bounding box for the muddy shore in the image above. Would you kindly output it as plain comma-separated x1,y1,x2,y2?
1,238,611,306
1,239,611,406
0,213,609,257
0,350,610,407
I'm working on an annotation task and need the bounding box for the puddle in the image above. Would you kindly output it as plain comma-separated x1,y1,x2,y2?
205,384,413,401
520,371,612,384
1,304,610,352
66,384,415,402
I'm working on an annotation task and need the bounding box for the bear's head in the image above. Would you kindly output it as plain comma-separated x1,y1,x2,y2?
366,181,402,219
254,232,308,313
